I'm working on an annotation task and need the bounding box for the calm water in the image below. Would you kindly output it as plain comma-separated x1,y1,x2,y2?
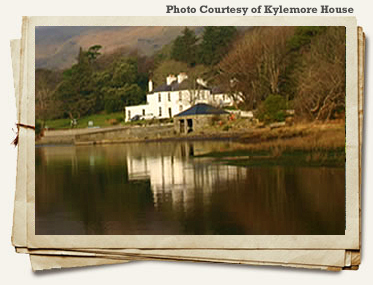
36,141,345,235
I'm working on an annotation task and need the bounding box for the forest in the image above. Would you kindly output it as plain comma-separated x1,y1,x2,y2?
35,26,346,129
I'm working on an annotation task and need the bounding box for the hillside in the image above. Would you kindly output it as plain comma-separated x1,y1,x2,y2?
35,26,205,70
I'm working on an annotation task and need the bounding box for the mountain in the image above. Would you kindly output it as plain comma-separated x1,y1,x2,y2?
35,26,205,70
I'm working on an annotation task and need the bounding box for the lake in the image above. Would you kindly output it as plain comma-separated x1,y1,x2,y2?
35,141,345,235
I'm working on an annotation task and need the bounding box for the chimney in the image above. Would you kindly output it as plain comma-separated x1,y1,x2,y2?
177,73,188,84
166,74,177,85
148,79,153,92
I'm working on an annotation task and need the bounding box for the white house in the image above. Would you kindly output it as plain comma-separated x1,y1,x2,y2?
124,73,234,122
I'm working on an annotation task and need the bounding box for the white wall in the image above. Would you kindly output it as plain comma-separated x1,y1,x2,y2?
126,83,235,122
125,104,148,121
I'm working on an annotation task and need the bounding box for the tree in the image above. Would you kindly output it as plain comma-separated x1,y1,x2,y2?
184,65,210,105
171,27,198,66
280,27,328,102
257,94,287,123
86,45,102,63
293,27,346,121
54,46,100,120
103,84,144,113
287,27,327,52
217,27,295,110
152,60,189,87
95,56,146,112
111,58,138,87
35,69,63,125
198,26,237,66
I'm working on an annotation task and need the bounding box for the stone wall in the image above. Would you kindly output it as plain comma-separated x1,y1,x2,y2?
38,126,127,145
37,124,175,145
75,124,175,144
174,114,229,134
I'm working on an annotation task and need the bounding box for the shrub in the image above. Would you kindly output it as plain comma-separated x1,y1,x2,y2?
257,94,287,123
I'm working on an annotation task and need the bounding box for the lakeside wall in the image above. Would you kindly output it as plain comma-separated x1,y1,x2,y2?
75,124,175,144
38,128,93,145
37,124,175,145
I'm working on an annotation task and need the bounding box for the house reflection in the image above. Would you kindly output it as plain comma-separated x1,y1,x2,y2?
126,143,247,212
36,141,345,235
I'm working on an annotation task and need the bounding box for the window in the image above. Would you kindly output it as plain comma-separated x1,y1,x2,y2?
158,93,161,102
168,108,172,118
168,92,171,102
159,107,162,116
128,110,131,119
179,91,182,101
179,105,183,112
142,109,145,116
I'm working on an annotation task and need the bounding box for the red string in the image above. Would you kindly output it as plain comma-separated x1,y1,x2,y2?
12,123,35,146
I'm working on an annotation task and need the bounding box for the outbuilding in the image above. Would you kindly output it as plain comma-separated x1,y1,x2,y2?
174,103,229,134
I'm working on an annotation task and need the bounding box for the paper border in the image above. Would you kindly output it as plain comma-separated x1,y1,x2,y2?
24,16,359,249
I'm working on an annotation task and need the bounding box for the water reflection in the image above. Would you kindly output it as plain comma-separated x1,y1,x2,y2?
36,141,345,235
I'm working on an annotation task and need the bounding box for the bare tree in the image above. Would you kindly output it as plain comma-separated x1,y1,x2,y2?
217,27,295,110
185,65,210,105
294,27,346,121
35,69,62,127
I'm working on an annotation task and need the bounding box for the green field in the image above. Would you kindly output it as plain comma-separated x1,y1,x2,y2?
45,112,125,129
44,112,173,130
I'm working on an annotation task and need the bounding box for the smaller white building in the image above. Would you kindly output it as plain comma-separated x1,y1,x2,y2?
125,73,234,122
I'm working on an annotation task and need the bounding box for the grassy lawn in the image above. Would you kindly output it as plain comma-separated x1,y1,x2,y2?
45,112,125,129
44,113,174,130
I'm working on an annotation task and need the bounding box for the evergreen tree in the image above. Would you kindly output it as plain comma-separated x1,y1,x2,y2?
198,27,237,66
98,56,146,112
55,46,100,119
171,27,198,66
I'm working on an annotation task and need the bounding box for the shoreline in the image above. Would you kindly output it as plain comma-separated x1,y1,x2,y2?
36,121,344,147
35,122,345,168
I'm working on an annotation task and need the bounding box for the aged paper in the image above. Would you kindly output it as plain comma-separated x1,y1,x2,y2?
25,16,359,250
30,255,128,271
11,17,363,271
11,20,29,248
24,248,347,267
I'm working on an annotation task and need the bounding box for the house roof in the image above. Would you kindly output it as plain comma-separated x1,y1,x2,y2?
175,103,229,117
152,79,210,93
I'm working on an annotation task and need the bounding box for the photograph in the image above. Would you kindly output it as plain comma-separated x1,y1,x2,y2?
35,25,346,235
